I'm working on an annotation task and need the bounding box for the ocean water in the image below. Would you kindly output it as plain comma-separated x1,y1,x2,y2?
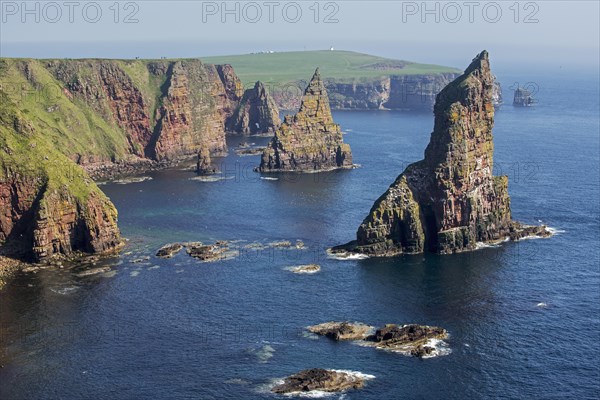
0,67,598,399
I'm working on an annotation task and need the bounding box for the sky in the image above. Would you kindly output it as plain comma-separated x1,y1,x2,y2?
1,1,599,70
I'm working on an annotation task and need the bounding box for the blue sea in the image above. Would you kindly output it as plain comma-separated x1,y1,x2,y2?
1,66,598,399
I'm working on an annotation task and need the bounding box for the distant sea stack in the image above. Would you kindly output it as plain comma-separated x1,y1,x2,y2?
226,81,281,135
332,51,550,257
513,87,536,107
258,68,353,172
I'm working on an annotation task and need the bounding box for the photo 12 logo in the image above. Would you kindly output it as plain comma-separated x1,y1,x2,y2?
1,1,140,24
401,1,540,23
201,1,340,23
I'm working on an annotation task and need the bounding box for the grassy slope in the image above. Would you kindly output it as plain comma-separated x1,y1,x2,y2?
0,59,131,163
202,50,461,86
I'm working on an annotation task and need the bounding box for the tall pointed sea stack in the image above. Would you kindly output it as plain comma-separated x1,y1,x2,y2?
258,68,353,172
333,51,549,256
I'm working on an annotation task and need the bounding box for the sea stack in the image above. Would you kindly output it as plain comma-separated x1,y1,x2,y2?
333,51,550,257
226,81,281,135
196,146,216,175
258,68,353,172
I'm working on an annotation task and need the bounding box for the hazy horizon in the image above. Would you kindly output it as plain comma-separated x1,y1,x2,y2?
1,1,598,71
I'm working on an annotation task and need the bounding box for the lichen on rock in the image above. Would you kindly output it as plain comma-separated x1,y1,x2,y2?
332,51,550,257
258,68,353,172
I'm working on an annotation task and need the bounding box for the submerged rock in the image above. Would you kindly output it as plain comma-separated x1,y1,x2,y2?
286,264,321,274
258,68,353,172
333,51,550,257
271,368,366,394
307,321,373,341
156,243,184,258
186,244,226,262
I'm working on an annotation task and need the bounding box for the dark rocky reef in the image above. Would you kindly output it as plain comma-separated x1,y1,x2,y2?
332,51,550,257
226,81,281,135
258,68,353,172
271,369,367,394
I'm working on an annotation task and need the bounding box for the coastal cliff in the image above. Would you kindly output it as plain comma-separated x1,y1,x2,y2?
0,58,275,260
226,81,281,134
258,68,352,172
0,90,121,260
332,51,549,257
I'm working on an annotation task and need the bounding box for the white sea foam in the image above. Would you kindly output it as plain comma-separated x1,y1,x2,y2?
189,175,234,182
420,339,452,359
113,176,153,185
130,270,141,277
545,227,565,235
284,265,320,274
50,286,79,295
261,177,279,181
326,249,369,260
536,302,548,308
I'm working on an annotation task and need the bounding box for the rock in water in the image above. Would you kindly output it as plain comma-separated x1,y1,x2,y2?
363,324,448,357
258,68,353,172
307,321,374,340
196,146,217,175
333,51,549,257
271,368,366,394
156,243,183,258
226,81,281,135
513,87,536,107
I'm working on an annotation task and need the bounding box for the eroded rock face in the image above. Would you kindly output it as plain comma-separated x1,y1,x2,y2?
226,81,281,135
271,369,366,394
333,51,549,256
0,174,121,261
258,68,353,172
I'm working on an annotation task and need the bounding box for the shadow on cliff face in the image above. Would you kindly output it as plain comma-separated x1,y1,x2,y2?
1,181,47,263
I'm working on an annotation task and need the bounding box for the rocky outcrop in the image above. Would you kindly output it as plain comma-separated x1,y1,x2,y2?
307,321,448,358
513,87,535,107
272,369,368,394
258,68,353,172
364,324,447,349
226,81,281,134
156,243,183,258
307,322,374,340
196,146,217,175
332,51,549,257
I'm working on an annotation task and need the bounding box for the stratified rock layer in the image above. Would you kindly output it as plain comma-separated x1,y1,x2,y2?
226,81,281,135
334,51,548,256
259,68,352,172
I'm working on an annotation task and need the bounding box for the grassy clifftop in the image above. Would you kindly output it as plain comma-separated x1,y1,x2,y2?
202,50,461,86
